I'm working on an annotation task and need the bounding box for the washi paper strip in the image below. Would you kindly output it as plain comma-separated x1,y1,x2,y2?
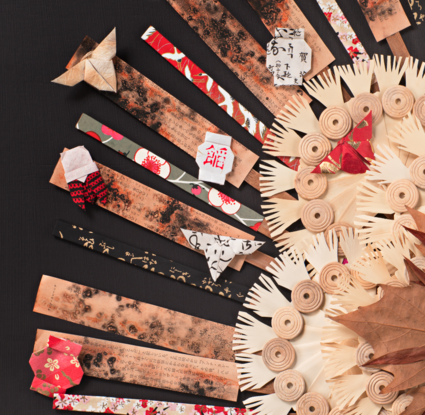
34,330,239,401
357,0,410,42
53,394,249,414
53,220,249,303
64,36,258,189
77,114,265,233
50,151,271,272
165,0,311,116
409,0,425,25
33,275,235,361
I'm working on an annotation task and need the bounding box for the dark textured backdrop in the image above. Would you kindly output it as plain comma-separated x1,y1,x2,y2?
1,0,423,413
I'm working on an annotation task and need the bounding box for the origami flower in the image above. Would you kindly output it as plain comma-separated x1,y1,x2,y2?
134,149,171,179
208,188,240,215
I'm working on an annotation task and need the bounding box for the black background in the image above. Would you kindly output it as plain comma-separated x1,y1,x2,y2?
1,0,423,413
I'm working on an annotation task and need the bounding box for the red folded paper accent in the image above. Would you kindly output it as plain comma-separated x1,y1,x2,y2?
29,335,84,397
312,112,374,174
69,170,108,210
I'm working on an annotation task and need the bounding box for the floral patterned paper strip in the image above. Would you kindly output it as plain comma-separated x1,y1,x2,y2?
409,0,425,25
77,114,264,232
53,220,249,303
33,275,236,361
53,394,249,414
34,330,239,401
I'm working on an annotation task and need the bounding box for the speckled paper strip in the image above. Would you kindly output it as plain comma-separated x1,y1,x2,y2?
33,275,235,361
34,330,239,401
53,220,249,303
64,36,258,189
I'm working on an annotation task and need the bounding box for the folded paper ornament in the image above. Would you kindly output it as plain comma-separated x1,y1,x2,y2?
312,111,374,174
181,229,265,281
29,336,84,397
196,132,235,185
266,28,312,86
52,28,117,92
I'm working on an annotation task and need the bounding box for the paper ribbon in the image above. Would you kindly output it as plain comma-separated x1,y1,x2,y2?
312,111,374,174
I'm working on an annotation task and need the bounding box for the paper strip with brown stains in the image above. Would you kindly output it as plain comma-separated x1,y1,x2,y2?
33,275,235,361
166,0,311,116
357,0,410,42
63,36,258,189
245,0,334,77
33,329,239,401
50,152,263,272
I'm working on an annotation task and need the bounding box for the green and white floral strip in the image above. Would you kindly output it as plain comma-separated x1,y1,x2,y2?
76,114,264,231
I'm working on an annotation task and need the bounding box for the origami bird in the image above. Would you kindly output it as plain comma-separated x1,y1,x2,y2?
52,28,117,92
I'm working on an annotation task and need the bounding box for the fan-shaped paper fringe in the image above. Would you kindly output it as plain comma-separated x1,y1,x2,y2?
322,343,357,379
233,311,275,353
338,60,375,97
275,94,320,134
351,246,392,284
330,373,370,408
344,397,383,415
322,320,358,344
304,67,345,108
259,159,296,198
356,180,394,214
304,231,338,273
376,239,410,277
373,54,409,95
266,247,310,291
340,227,364,268
264,127,302,158
303,309,327,328
244,274,290,318
275,228,314,253
331,277,377,312
236,353,277,391
307,366,332,404
244,393,294,415
406,57,425,100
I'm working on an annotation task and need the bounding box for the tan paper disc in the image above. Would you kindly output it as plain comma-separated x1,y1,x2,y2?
274,370,305,402
329,409,344,415
378,279,406,299
299,133,332,166
392,393,414,415
262,338,296,372
351,269,376,290
379,410,391,415
292,280,324,313
319,262,350,294
404,256,425,283
326,222,352,257
366,371,398,405
350,93,383,124
409,156,425,189
272,306,304,340
295,167,328,200
392,213,417,243
386,179,419,213
382,86,414,119
356,342,379,374
301,200,334,233
319,106,352,140
297,392,330,415
413,95,425,126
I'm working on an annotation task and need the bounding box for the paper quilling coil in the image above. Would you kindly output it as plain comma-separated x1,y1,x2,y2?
292,280,324,313
297,392,330,415
382,86,414,119
272,307,304,340
326,222,352,257
319,106,352,140
391,393,414,415
413,95,425,126
404,256,425,284
318,262,350,294
351,269,377,290
392,213,417,242
295,167,328,200
350,93,383,124
386,179,419,213
356,342,379,374
366,371,398,405
299,133,332,166
301,200,334,233
378,279,407,299
274,369,305,402
409,156,425,189
262,338,296,372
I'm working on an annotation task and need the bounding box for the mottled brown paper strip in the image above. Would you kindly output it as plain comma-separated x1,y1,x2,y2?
64,36,258,189
33,329,239,401
34,275,235,361
166,0,312,116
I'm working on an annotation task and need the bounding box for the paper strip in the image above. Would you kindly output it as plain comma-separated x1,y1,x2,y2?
165,0,311,116
77,114,265,232
53,394,249,414
33,330,239,401
33,275,235,361
53,220,249,303
64,36,258,189
356,0,410,42
409,0,425,25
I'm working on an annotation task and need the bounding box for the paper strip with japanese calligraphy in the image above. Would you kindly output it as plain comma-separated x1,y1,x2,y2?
33,275,236,361
65,36,257,189
165,0,311,116
77,114,266,233
53,220,249,303
50,152,277,272
33,330,239,401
